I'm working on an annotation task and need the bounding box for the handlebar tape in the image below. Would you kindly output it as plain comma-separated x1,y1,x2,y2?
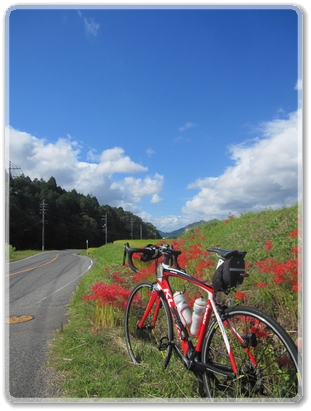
123,242,182,273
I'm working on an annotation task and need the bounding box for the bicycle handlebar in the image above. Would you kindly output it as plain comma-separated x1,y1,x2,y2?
123,242,183,273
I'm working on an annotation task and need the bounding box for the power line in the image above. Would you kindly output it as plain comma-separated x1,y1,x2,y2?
5,159,23,178
9,221,42,239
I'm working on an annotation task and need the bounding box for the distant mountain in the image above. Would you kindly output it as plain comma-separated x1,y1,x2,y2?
158,220,207,239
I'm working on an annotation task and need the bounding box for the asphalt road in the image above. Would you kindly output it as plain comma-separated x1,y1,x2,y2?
5,250,93,402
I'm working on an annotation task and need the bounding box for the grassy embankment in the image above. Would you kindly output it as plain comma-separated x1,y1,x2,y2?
6,244,42,262
45,204,301,399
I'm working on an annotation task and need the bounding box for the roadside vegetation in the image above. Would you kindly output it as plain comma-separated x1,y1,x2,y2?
46,204,301,399
5,244,43,262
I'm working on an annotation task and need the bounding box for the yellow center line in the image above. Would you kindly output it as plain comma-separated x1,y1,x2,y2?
6,315,34,324
7,253,60,277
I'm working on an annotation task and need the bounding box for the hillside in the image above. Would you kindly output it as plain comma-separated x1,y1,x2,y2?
159,220,208,238
47,203,301,399
8,174,160,250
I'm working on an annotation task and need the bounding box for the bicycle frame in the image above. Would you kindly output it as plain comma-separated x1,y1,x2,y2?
148,260,239,376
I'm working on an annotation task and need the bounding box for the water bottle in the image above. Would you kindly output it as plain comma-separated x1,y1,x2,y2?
173,291,192,326
190,296,206,337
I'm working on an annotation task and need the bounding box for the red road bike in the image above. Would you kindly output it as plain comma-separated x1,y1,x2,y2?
123,242,301,401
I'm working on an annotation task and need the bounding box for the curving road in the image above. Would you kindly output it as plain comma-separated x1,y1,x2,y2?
5,250,93,401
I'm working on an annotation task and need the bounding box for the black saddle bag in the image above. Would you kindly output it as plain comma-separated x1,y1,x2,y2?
212,255,245,293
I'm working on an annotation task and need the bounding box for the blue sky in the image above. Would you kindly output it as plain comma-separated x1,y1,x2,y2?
6,5,302,232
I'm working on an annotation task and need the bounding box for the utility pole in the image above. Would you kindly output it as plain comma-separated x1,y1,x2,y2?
130,217,134,240
8,160,22,178
140,224,142,239
40,200,48,251
102,213,108,245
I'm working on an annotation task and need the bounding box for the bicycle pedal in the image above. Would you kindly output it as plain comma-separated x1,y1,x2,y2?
158,336,170,350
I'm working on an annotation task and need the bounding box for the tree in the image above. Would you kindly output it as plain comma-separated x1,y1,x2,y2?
8,175,161,250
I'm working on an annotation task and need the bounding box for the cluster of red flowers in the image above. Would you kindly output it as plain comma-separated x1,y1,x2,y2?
171,235,214,281
224,214,235,224
290,228,301,238
82,282,132,310
265,240,273,252
111,271,126,284
235,291,247,301
83,223,301,330
255,228,301,292
256,257,300,292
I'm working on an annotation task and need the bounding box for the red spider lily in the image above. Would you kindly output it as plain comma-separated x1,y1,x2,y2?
290,228,300,238
274,259,298,276
250,325,271,339
277,356,293,367
197,260,215,271
235,291,247,301
256,258,280,273
83,282,132,310
256,254,299,292
291,279,302,293
256,282,268,288
132,253,141,261
193,229,207,241
111,271,125,284
241,316,260,325
292,246,302,255
265,240,273,252
273,259,298,287
132,264,155,282
171,240,209,271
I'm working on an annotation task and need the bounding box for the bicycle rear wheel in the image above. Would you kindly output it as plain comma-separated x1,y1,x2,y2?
202,306,301,401
125,281,173,370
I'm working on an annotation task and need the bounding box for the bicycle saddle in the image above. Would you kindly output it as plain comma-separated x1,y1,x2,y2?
207,247,246,259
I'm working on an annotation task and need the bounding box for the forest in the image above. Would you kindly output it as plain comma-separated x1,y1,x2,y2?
7,174,161,250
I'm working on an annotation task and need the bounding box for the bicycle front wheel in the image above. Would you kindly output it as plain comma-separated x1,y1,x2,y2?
125,281,173,370
202,306,301,401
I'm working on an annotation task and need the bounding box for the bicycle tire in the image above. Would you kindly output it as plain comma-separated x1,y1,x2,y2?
124,281,174,370
202,306,301,401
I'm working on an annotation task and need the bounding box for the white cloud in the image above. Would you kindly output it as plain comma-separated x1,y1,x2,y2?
182,108,302,221
179,122,196,132
98,147,147,174
77,10,100,37
295,79,302,91
146,148,155,157
151,194,163,203
84,17,100,37
6,126,159,207
86,149,99,161
110,173,164,203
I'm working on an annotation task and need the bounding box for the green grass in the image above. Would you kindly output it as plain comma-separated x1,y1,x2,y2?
47,204,301,400
6,246,44,262
48,243,200,399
